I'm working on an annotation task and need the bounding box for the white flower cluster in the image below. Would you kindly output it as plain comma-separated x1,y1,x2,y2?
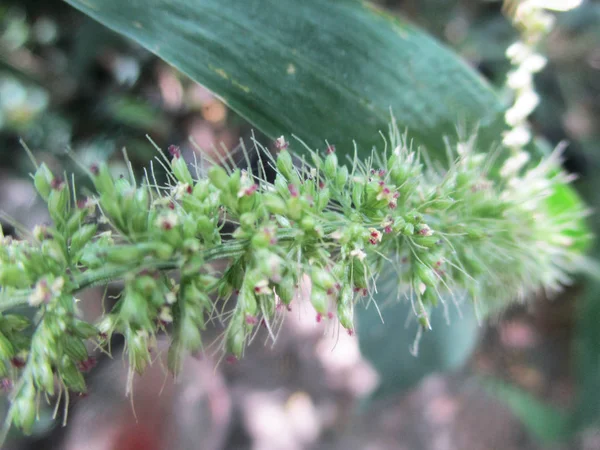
501,0,582,175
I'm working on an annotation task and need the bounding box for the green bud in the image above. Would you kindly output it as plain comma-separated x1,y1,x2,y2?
91,164,116,196
207,165,230,191
275,279,295,305
300,215,316,231
335,166,349,190
311,267,335,290
127,330,152,374
415,262,437,288
115,177,132,196
167,340,184,375
12,385,37,434
226,322,245,358
105,245,144,264
337,301,354,331
263,193,287,215
413,235,440,248
1,314,30,332
192,179,209,201
406,210,422,224
274,174,289,198
352,182,363,209
172,157,194,186
390,165,409,186
240,212,257,231
0,265,31,288
42,239,67,267
70,224,97,257
146,242,174,260
72,320,98,339
276,150,294,181
402,223,415,236
218,281,233,299
393,216,406,231
466,228,486,240
0,331,15,359
120,291,150,328
323,153,337,179
251,230,271,249
179,316,203,351
196,215,215,238
239,287,258,318
310,288,328,315
48,184,69,223
311,152,323,169
316,187,330,212
352,260,368,289
64,336,88,362
34,163,54,201
60,356,86,392
135,275,157,296
33,358,55,395
286,196,302,221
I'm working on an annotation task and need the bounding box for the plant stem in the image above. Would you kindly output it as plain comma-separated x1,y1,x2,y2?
0,228,309,312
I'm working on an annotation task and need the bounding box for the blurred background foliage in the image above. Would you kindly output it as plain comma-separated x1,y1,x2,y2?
0,0,599,449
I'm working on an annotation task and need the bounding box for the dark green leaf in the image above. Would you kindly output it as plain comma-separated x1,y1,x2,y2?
64,0,505,155
357,291,479,401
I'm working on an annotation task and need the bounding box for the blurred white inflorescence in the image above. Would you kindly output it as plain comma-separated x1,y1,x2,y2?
501,0,582,177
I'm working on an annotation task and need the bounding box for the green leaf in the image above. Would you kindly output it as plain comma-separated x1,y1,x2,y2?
357,291,479,401
481,377,574,443
64,0,505,154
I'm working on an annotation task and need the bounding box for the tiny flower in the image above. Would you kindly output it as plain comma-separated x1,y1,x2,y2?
33,225,50,241
156,211,179,230
50,177,64,190
165,291,177,304
168,145,181,158
417,224,433,237
245,315,258,325
326,144,335,154
275,136,289,150
288,184,299,197
238,183,258,198
350,248,367,261
368,228,382,245
159,306,173,323
173,183,192,199
254,279,270,295
29,279,51,306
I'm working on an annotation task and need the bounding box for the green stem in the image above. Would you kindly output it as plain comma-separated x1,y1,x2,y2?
0,228,309,312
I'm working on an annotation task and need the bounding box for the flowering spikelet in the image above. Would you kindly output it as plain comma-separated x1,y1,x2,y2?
0,115,590,437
